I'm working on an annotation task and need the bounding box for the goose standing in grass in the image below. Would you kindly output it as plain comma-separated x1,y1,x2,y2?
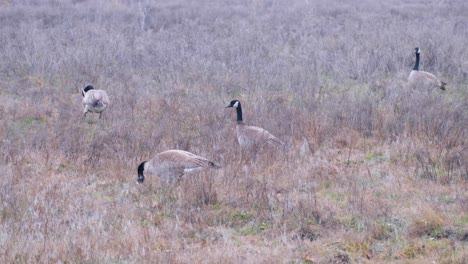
82,85,109,118
408,47,446,90
225,100,285,151
137,150,221,183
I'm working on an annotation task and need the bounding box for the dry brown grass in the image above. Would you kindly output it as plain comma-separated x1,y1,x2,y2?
1,0,467,263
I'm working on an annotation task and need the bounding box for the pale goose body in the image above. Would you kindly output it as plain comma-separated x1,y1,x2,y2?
408,48,446,90
82,85,110,118
137,150,221,183
226,100,284,150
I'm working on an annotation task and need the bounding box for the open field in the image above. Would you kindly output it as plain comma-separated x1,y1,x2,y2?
0,0,467,263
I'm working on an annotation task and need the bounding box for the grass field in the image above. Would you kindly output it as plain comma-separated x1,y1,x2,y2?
0,0,467,263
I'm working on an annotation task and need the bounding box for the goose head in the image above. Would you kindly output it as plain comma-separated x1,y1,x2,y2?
82,85,95,97
225,100,240,108
137,161,147,183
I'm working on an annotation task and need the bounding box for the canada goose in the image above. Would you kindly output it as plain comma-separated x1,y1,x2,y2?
408,47,446,90
225,100,285,150
137,150,221,183
82,85,109,118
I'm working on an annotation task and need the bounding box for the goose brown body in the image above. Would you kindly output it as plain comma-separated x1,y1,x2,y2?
137,150,221,183
236,123,284,149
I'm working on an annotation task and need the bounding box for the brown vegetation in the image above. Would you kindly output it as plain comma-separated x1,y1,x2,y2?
0,0,467,263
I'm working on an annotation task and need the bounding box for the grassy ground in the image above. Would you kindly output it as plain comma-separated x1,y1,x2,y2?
0,0,467,263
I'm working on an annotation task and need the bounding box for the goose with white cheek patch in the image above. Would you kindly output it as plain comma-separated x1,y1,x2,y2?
408,47,446,91
225,100,285,150
137,150,221,183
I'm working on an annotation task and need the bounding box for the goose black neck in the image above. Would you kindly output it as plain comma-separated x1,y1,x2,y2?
137,161,146,183
236,103,243,123
413,52,419,71
83,85,94,97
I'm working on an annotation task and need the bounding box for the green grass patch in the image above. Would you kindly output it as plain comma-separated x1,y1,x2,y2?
17,116,47,128
338,216,364,232
454,215,468,226
429,227,447,239
21,117,36,125
366,152,385,161
231,211,253,222
237,221,271,236
211,202,222,211
328,191,344,201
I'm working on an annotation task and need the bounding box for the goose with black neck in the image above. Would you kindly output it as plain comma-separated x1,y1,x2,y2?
225,99,285,151
408,47,446,91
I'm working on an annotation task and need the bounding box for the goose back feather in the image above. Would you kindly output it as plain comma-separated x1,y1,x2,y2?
236,123,284,149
